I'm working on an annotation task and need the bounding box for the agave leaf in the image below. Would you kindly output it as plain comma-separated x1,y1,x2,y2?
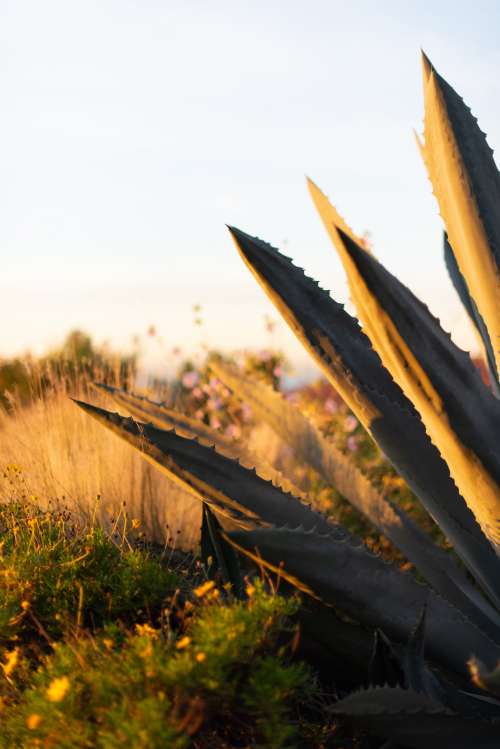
73,399,334,535
200,503,243,597
404,606,436,695
332,227,500,553
307,175,367,251
420,53,500,382
227,225,500,613
226,526,500,677
93,383,307,500
443,234,500,398
332,686,500,748
369,629,405,688
297,601,376,687
94,382,240,449
209,359,500,639
401,606,500,719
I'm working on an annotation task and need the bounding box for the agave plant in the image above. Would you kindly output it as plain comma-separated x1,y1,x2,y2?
76,53,500,747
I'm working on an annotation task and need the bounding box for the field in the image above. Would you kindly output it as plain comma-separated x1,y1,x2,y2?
0,343,435,748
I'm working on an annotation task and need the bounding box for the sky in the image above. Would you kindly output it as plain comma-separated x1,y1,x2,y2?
2,0,500,378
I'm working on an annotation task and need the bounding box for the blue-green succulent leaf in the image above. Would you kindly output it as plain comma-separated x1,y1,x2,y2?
226,525,500,678
73,399,333,534
227,225,500,614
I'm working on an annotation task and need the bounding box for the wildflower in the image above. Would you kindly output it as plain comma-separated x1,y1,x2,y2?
324,398,338,415
206,397,222,412
131,518,141,529
347,436,358,452
46,676,70,703
224,424,240,440
27,714,42,730
135,623,158,638
181,370,199,389
193,580,215,598
1,648,19,678
245,584,256,597
176,636,191,650
196,652,206,663
344,415,358,433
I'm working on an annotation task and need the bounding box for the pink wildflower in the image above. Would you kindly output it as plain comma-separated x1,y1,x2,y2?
344,415,358,433
347,436,358,452
325,398,338,415
225,424,241,439
206,397,222,412
182,371,199,389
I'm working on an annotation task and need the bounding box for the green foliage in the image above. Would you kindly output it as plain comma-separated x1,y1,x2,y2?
0,581,314,749
0,491,178,645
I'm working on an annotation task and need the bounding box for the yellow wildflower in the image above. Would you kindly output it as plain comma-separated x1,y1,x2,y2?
46,676,70,703
196,652,206,663
27,714,42,730
1,648,19,678
193,580,215,598
135,623,158,638
176,636,191,650
131,518,141,529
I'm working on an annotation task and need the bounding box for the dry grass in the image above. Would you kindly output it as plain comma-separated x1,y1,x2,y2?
0,370,201,550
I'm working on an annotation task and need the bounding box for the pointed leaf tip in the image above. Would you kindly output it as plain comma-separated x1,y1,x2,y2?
421,49,433,82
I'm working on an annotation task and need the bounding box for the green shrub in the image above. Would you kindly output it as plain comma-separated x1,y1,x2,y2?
0,494,178,645
1,583,313,749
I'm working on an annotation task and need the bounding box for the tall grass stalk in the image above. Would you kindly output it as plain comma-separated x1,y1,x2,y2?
0,362,200,550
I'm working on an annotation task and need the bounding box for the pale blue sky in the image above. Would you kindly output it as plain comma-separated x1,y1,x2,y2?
2,1,499,376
